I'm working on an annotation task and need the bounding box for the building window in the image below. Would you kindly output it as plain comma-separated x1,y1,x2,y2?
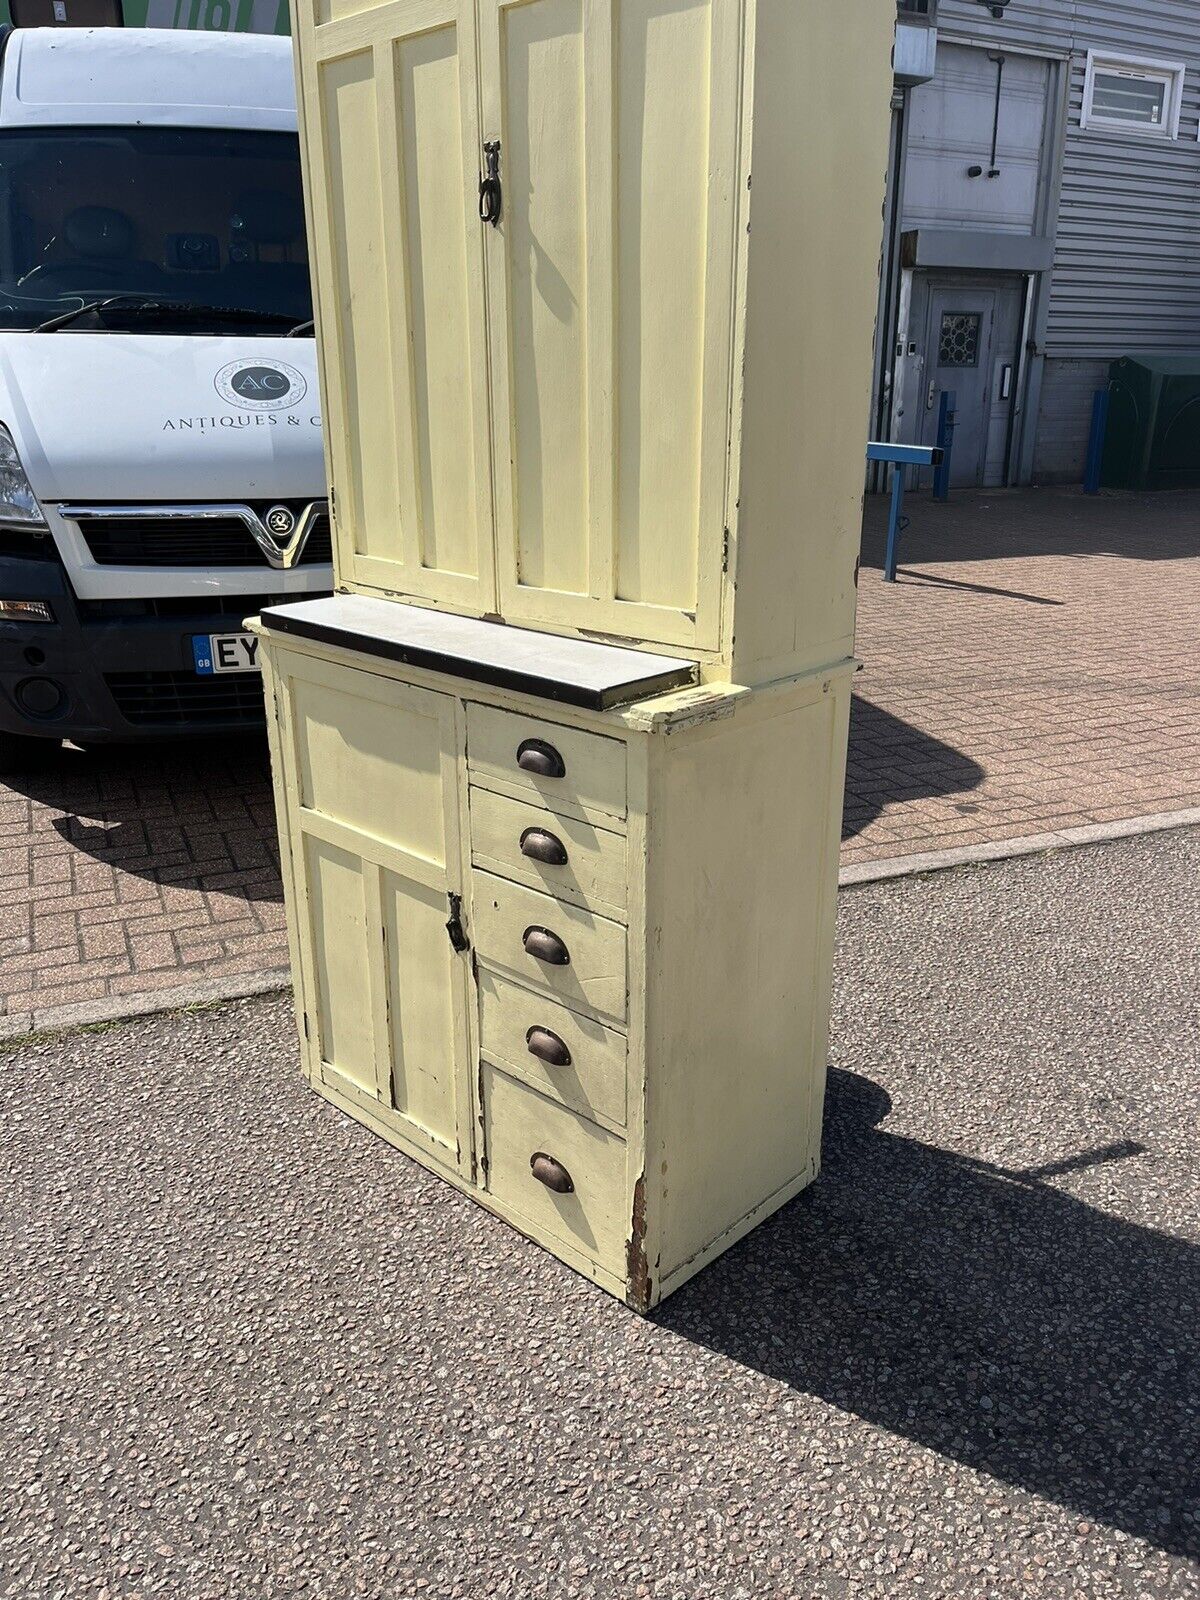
1081,51,1185,139
938,313,981,368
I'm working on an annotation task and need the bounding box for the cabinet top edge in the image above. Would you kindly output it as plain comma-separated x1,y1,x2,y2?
254,595,699,712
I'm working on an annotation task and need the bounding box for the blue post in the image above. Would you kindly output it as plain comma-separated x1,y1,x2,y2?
933,389,956,501
1083,388,1109,495
883,464,906,583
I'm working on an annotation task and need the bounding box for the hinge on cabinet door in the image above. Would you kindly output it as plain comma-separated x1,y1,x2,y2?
329,486,337,523
302,1013,310,1040
722,527,731,574
445,892,469,953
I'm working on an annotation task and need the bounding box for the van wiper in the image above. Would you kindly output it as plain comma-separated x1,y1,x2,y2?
35,297,299,333
35,294,164,332
286,319,314,338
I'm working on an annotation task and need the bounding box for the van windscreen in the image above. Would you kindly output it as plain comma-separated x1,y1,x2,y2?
0,125,313,332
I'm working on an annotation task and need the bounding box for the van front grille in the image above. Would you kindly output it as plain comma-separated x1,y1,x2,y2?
72,505,332,569
106,670,267,727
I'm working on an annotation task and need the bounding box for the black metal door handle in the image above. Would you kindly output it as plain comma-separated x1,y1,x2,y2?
479,139,502,227
530,1152,573,1193
516,738,565,778
523,926,570,966
526,1026,572,1068
520,827,568,866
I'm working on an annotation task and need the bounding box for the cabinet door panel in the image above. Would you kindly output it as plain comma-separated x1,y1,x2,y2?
481,0,742,650
295,0,496,611
273,649,473,1175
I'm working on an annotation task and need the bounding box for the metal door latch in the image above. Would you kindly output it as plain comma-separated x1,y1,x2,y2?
479,140,502,228
445,892,469,953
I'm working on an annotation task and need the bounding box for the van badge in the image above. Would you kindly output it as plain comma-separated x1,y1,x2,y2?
215,358,308,412
265,504,296,538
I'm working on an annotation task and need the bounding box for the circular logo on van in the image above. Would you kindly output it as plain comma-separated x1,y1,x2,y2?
214,359,307,412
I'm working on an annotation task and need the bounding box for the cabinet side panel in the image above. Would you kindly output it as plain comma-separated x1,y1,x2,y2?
647,680,847,1280
729,0,894,685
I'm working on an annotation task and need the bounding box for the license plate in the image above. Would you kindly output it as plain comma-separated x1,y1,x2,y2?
192,631,260,675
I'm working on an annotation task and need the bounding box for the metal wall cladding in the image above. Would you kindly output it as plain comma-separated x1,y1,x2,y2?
937,0,1200,359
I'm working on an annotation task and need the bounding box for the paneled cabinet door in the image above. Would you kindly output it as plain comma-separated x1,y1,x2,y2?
296,0,497,611
479,0,743,650
274,652,474,1177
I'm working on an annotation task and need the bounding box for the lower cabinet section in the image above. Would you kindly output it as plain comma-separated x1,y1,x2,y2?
480,1063,629,1282
258,620,848,1312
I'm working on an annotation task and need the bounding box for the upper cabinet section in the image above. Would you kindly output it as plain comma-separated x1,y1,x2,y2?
293,0,896,683
296,0,497,612
480,0,741,650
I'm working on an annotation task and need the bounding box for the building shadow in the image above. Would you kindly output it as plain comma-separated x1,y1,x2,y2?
860,486,1200,569
659,1069,1198,1558
6,735,284,905
843,695,985,841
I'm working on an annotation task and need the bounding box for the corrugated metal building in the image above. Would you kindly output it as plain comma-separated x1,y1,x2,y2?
877,0,1200,485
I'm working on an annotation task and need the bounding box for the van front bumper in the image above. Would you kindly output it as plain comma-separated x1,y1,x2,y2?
0,551,308,744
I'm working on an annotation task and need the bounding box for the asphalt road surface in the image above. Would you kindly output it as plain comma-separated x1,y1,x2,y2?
1,830,1197,1598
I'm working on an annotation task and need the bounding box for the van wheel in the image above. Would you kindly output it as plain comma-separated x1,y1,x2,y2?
0,732,63,776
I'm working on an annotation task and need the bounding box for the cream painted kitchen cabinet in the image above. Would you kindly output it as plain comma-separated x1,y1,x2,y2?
293,0,895,681
254,595,851,1310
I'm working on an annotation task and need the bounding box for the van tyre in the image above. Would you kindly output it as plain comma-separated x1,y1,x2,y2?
0,732,63,776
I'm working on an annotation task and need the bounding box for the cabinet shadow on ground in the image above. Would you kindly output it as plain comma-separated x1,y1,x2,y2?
660,1069,1197,1558
842,695,985,841
5,735,285,905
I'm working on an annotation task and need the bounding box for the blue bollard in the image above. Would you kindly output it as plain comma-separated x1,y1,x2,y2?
933,389,956,501
1083,388,1109,495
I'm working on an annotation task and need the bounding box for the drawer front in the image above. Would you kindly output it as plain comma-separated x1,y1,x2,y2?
479,970,627,1129
471,871,627,1025
466,703,626,822
470,786,627,919
482,1063,628,1278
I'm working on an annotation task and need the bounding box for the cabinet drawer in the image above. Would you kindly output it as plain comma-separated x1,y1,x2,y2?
471,871,626,1026
482,1063,628,1278
479,970,627,1129
470,786,627,919
466,703,626,823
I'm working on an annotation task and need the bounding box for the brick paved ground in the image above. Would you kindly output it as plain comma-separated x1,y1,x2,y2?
0,738,287,1023
1,486,1197,1023
845,485,1200,865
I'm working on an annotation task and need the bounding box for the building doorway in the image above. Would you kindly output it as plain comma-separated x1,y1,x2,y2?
912,274,1025,488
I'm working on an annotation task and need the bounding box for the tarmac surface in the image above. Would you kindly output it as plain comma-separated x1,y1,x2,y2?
1,829,1197,1598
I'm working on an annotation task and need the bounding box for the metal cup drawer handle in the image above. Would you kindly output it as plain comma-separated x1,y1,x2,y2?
526,1025,572,1068
520,826,568,866
516,738,565,779
530,1152,574,1194
523,925,570,966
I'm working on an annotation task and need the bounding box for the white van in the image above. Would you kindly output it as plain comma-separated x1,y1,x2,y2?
0,26,329,769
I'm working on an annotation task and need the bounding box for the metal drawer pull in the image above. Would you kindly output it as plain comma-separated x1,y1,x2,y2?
526,1025,572,1068
530,1152,574,1194
523,925,571,966
516,738,565,779
520,826,568,866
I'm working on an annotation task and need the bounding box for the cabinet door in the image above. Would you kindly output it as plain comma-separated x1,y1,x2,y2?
479,0,743,650
294,0,497,612
273,649,473,1176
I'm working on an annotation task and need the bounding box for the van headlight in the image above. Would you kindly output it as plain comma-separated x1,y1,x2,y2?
0,426,46,526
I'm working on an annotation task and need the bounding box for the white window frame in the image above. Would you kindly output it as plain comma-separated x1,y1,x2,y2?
1080,49,1185,140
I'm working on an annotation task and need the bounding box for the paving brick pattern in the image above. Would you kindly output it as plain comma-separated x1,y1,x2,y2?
0,738,287,1021
1,487,1197,1021
845,486,1200,865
